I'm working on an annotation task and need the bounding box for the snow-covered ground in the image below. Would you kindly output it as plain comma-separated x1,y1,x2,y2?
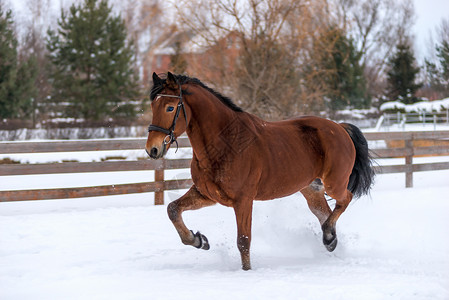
1,168,449,299
1,125,449,299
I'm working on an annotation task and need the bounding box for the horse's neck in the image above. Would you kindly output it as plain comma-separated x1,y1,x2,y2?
185,91,240,160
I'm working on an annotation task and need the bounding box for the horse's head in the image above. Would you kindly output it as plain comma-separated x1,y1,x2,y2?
145,72,189,159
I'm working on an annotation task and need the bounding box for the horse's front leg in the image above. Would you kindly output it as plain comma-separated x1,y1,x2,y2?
233,200,253,271
167,185,216,250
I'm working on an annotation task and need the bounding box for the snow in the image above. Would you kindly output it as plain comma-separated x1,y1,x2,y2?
1,130,449,299
405,100,445,113
338,107,378,119
380,98,449,113
1,167,449,299
380,101,406,111
428,98,449,111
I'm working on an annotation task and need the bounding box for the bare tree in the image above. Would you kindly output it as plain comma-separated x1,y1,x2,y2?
424,17,449,99
285,0,345,114
119,0,172,87
174,0,337,118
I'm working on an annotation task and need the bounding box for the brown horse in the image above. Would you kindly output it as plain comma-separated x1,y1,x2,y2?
145,72,374,270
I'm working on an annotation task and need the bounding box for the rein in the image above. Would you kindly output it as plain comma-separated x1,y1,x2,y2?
148,83,188,152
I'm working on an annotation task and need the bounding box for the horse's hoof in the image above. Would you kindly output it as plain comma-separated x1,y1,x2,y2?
323,234,338,252
192,231,210,250
322,223,338,252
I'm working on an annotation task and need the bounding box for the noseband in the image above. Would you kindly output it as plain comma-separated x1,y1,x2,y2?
148,83,188,151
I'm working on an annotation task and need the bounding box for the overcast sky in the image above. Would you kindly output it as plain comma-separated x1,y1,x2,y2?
413,0,449,60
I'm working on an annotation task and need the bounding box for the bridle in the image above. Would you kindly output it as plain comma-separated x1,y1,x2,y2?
148,83,188,151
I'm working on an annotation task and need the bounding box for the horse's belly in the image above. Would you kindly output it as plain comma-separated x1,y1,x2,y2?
255,177,311,200
253,152,319,200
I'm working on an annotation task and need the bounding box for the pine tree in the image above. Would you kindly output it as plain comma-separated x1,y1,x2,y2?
46,0,139,121
310,26,369,112
386,41,422,104
0,5,37,119
324,28,369,111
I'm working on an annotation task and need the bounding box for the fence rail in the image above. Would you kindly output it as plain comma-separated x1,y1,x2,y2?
364,131,449,187
0,137,192,203
1,131,448,203
381,111,449,130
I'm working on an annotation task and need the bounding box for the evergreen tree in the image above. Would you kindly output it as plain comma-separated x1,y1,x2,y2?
0,5,37,119
324,28,369,111
386,41,422,104
46,0,138,121
310,26,369,112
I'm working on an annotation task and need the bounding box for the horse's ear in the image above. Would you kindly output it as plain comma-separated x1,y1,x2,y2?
166,71,178,89
152,72,162,85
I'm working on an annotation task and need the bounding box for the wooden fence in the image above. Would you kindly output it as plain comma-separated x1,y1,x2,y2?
0,138,192,204
1,131,448,203
364,131,449,187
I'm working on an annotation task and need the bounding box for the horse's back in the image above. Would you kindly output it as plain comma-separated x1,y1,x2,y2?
267,115,354,157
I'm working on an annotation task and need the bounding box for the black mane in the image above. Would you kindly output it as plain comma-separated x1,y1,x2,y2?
150,74,243,112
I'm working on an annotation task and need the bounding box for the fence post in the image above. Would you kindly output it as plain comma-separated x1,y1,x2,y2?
154,159,165,205
405,137,413,188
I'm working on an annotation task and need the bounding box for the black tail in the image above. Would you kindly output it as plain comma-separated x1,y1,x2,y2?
342,123,375,198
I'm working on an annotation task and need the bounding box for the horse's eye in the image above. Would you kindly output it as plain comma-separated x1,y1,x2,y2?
166,106,175,112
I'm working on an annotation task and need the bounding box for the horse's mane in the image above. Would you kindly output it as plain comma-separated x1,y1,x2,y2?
150,73,243,112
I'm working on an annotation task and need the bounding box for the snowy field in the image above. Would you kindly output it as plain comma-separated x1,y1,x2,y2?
1,168,449,299
1,125,449,299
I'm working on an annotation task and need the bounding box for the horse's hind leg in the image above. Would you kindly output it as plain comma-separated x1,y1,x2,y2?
300,179,332,226
302,179,353,252
167,185,216,250
321,185,353,252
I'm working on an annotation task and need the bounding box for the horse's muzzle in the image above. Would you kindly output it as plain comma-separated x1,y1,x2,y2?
145,144,167,159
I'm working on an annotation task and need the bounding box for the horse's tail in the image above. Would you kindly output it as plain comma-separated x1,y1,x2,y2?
341,123,375,198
